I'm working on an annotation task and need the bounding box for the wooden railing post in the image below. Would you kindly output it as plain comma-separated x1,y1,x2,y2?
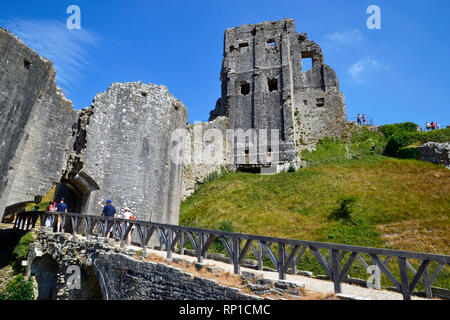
197,233,203,264
278,243,286,280
180,232,185,255
398,257,411,300
257,241,263,271
330,249,342,294
167,229,173,259
233,237,240,275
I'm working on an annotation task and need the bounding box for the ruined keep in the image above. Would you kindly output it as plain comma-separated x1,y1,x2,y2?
0,27,187,223
209,18,347,171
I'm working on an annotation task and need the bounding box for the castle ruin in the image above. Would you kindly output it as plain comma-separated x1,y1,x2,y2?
209,18,347,170
0,18,348,220
182,19,347,196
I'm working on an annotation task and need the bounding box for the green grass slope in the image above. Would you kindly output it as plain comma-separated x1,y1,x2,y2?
180,157,450,289
180,157,449,254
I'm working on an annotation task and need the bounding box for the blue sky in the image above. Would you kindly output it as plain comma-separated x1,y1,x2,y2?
1,0,449,127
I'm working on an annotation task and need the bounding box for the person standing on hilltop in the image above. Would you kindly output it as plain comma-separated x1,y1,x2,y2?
363,114,367,125
431,121,435,130
357,113,362,125
425,122,430,131
101,199,116,238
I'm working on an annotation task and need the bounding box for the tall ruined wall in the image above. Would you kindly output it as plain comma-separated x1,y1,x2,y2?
211,19,298,164
293,33,347,151
0,27,188,227
182,116,231,200
71,82,187,225
209,19,347,164
0,27,78,220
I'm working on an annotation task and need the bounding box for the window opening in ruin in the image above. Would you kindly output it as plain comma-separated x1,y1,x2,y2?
268,78,278,92
303,100,308,106
268,147,272,158
239,43,249,48
302,57,312,72
141,92,147,97
316,98,325,107
24,59,31,70
267,39,276,47
240,82,250,95
244,149,249,164
230,45,237,52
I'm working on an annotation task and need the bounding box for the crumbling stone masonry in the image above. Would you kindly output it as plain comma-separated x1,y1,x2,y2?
419,142,450,169
181,19,347,198
209,18,347,170
0,27,187,225
28,229,305,300
0,27,78,219
62,82,187,225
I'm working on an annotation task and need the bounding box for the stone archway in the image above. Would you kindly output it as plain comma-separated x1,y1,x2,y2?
30,254,58,300
68,266,103,300
54,171,100,214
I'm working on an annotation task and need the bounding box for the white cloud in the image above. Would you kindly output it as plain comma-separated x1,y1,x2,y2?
1,19,100,95
325,29,362,45
348,57,389,81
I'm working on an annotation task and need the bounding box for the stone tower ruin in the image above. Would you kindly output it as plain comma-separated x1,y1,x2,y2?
209,18,347,171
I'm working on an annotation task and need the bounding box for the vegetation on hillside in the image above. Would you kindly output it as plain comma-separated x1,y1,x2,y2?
379,122,450,159
0,274,34,300
302,123,450,167
180,156,449,290
10,232,34,273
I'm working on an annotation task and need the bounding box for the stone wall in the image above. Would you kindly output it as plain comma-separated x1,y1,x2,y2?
0,27,78,220
208,19,347,167
182,116,231,200
294,33,347,152
0,27,188,228
419,142,450,169
28,230,263,300
68,82,187,225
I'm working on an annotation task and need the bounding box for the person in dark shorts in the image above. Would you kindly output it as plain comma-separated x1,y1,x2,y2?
55,198,68,232
102,199,116,238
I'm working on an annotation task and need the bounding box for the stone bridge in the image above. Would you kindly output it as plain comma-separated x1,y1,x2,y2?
27,229,270,300
18,212,450,300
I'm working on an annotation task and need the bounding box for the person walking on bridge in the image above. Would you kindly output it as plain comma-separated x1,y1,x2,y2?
55,198,68,232
101,199,116,238
45,201,56,227
123,207,136,246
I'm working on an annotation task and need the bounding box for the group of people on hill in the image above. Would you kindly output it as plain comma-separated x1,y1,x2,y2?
44,198,137,246
425,121,440,131
357,114,367,125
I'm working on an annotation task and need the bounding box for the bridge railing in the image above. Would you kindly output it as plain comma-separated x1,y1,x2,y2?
15,211,450,300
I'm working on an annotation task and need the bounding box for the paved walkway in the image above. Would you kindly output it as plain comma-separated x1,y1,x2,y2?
134,245,428,300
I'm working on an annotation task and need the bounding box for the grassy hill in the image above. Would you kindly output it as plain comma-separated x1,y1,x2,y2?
180,157,449,253
180,156,450,289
